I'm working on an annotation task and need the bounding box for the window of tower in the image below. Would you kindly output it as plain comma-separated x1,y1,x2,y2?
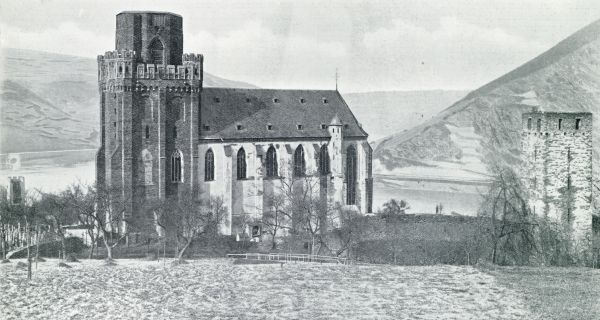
536,119,542,131
527,118,532,130
149,38,165,65
145,125,150,139
558,119,563,130
575,118,581,130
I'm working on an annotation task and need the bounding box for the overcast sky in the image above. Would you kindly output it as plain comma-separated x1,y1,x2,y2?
1,0,599,92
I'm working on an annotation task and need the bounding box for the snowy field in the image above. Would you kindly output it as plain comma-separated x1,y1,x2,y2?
0,258,532,319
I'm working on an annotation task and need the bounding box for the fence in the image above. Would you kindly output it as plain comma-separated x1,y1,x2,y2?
227,253,351,265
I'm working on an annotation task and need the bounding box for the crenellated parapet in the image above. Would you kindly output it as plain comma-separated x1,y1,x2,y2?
99,52,203,81
98,50,136,81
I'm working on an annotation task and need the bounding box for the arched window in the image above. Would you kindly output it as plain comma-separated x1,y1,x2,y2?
149,38,164,65
346,145,357,205
536,118,542,131
205,149,215,181
142,149,153,185
171,150,182,183
319,145,330,175
293,145,306,177
266,146,278,178
237,147,246,180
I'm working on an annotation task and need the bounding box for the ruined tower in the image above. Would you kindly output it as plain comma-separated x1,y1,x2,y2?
521,111,593,240
96,11,203,234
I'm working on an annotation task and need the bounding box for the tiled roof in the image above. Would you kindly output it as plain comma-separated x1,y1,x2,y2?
199,88,368,140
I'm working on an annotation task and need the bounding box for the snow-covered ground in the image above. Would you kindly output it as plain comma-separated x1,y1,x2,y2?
0,258,531,319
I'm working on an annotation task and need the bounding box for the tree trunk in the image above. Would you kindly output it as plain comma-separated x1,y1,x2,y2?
1,227,6,260
26,218,32,280
177,239,192,261
271,229,277,250
61,234,67,261
102,235,113,261
35,225,40,270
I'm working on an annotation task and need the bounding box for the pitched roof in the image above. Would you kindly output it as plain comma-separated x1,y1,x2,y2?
199,88,368,141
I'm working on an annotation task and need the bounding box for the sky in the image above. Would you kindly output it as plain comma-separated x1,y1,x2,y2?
1,0,600,92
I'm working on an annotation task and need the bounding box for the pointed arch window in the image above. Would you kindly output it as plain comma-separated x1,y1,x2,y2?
149,38,164,65
266,146,278,178
346,145,357,205
237,148,247,180
319,145,330,175
293,145,306,177
171,150,182,183
205,149,215,181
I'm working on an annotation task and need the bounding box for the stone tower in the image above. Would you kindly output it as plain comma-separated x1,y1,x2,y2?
7,176,24,204
521,111,593,240
96,11,203,234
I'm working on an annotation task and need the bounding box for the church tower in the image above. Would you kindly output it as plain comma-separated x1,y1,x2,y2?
96,11,203,235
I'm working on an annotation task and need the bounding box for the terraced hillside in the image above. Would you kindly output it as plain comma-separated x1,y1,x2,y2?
374,19,600,178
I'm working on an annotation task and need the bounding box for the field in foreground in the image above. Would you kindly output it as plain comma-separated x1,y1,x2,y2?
1,258,529,319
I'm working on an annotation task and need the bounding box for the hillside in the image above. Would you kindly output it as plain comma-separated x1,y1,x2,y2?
374,19,600,178
342,90,468,143
0,48,257,154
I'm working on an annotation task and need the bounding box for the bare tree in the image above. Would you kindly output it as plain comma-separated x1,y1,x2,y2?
81,184,129,262
0,196,18,262
260,193,292,250
479,166,537,265
264,173,335,255
37,190,78,260
154,195,228,263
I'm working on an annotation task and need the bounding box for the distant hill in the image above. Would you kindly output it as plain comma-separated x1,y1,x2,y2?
374,19,600,178
342,90,468,143
0,48,257,153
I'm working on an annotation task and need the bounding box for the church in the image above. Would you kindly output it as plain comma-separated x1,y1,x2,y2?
96,11,373,238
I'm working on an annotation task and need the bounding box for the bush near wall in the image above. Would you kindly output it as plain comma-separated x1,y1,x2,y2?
348,214,492,265
10,237,88,258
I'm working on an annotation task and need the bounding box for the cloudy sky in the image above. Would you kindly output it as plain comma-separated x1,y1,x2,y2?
1,0,599,92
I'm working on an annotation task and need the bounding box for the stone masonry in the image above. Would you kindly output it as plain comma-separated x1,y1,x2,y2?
521,111,593,241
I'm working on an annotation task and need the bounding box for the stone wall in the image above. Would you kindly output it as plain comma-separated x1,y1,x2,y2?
521,111,593,240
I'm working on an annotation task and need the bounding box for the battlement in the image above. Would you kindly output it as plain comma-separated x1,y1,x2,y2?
98,50,137,61
99,53,203,81
522,111,592,133
183,53,203,62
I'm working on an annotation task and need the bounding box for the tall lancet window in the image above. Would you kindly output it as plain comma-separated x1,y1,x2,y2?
293,145,306,177
319,145,330,175
237,147,247,180
171,150,182,183
266,146,278,178
346,145,357,205
205,149,215,181
149,38,164,65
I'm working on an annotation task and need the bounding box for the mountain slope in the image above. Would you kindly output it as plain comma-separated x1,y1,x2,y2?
0,48,257,153
374,19,600,176
342,90,468,143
